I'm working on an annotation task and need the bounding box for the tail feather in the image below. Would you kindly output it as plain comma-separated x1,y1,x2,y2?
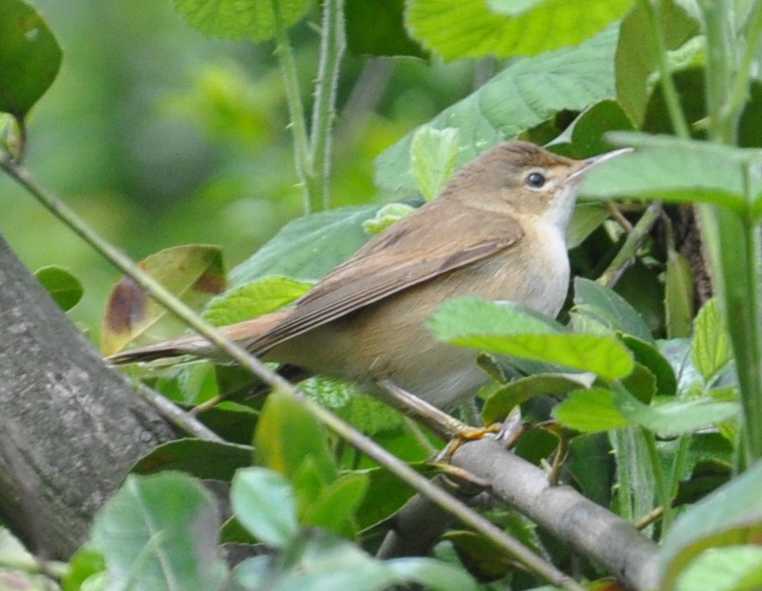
106,309,291,365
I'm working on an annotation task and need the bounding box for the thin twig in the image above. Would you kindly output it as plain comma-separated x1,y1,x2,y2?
598,201,662,288
134,382,224,442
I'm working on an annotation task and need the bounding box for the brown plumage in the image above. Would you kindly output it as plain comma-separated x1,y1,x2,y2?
109,141,628,407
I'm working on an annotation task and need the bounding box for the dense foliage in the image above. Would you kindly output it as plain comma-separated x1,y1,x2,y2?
2,1,762,590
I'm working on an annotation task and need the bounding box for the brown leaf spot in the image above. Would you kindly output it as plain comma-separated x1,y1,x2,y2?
194,269,226,294
105,278,147,333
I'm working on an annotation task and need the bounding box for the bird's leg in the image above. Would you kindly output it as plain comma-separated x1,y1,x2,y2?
377,379,515,462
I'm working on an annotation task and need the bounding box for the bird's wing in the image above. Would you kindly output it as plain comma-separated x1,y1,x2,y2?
248,198,524,354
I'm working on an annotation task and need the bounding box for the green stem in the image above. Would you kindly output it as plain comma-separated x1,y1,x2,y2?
640,0,690,138
598,201,662,288
271,0,320,212
668,435,690,501
716,201,762,462
699,0,736,144
724,0,762,128
0,155,583,591
641,427,673,531
310,0,345,209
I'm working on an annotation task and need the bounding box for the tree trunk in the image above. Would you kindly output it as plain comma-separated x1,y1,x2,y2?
0,234,176,560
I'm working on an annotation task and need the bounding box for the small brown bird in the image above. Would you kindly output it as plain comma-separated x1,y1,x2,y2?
109,141,628,408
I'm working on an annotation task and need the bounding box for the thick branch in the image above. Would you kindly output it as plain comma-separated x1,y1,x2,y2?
451,438,660,591
0,234,175,560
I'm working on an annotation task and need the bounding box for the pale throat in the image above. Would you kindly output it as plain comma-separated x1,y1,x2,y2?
541,180,581,240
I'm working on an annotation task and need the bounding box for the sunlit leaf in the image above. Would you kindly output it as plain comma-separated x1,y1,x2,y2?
362,203,416,235
172,0,313,41
692,298,732,383
553,388,630,433
429,297,634,380
673,545,762,591
406,0,628,60
410,126,460,200
204,276,311,326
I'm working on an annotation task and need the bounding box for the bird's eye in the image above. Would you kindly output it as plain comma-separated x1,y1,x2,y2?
525,171,547,188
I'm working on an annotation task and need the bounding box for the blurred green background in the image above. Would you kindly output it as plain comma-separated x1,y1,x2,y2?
1,0,478,340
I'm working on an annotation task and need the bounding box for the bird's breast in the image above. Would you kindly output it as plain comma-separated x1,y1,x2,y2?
271,220,571,407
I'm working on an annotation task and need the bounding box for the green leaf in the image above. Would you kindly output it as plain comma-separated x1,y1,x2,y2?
665,249,695,339
573,277,653,342
172,0,313,41
204,276,311,326
0,0,62,119
615,0,700,125
34,266,84,312
482,373,593,424
354,468,415,531
255,389,338,484
581,133,762,213
232,467,299,548
410,126,460,200
429,297,634,381
176,362,219,405
622,397,739,437
692,298,732,383
101,245,225,355
386,557,479,591
229,205,382,286
621,335,678,395
554,388,737,436
345,0,426,58
486,0,545,17
553,99,637,159
132,439,253,481
406,0,628,61
63,544,106,591
91,473,226,591
361,203,416,235
376,25,619,195
274,533,398,591
661,459,762,590
553,388,630,433
566,202,610,249
301,472,369,534
621,362,658,404
299,376,405,435
673,545,762,591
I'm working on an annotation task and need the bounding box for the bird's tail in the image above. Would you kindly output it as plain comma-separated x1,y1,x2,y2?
106,309,290,365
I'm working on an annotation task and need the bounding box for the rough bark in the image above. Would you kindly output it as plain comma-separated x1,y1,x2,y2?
0,234,176,560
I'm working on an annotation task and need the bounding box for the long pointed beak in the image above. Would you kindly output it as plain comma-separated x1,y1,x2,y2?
569,146,633,181
584,147,633,168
